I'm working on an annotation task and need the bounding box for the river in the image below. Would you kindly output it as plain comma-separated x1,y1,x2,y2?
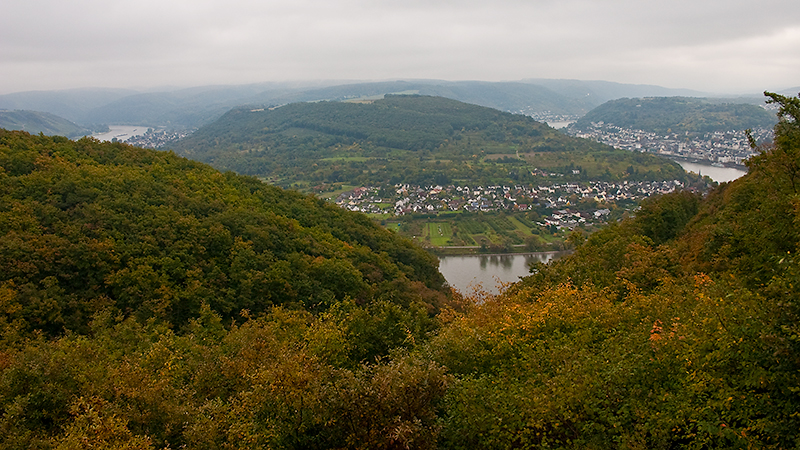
438,252,568,295
674,160,747,183
91,125,150,142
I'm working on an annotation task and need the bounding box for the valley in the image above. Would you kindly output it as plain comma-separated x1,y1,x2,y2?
3,0,799,442
6,86,766,256
166,95,705,252
0,86,798,449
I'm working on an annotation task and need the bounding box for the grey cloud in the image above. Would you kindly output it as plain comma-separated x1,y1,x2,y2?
1,0,798,94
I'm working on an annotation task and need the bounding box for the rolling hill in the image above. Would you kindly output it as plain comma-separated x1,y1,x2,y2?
170,95,688,190
0,109,95,138
572,96,777,134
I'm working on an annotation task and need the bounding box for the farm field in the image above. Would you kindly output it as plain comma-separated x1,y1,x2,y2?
423,222,453,246
388,211,574,254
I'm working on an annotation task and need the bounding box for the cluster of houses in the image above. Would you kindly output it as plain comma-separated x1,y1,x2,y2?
334,180,684,220
569,123,772,165
538,207,612,230
125,128,194,148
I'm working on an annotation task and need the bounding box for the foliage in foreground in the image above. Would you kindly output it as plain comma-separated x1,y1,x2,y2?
1,92,799,449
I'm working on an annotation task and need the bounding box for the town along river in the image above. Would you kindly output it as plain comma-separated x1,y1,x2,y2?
438,252,569,295
438,162,746,296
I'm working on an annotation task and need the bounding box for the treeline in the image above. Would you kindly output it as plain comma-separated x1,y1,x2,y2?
1,93,799,449
573,96,777,134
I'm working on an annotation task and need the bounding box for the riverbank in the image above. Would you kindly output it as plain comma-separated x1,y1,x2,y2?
427,244,568,256
91,125,150,142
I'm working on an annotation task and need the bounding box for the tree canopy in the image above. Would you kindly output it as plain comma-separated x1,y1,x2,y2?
0,130,447,341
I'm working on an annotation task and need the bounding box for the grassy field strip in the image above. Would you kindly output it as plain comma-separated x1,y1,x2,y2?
320,184,357,200
425,222,453,246
508,216,534,235
320,156,373,162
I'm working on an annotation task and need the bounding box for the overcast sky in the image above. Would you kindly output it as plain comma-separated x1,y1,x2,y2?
2,0,798,95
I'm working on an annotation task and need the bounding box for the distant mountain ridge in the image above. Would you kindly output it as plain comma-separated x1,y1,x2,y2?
0,109,95,138
0,88,135,123
0,79,724,131
521,78,708,102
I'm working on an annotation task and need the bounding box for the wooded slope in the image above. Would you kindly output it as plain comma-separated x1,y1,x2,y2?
0,129,447,340
0,110,92,138
172,95,686,188
573,96,776,133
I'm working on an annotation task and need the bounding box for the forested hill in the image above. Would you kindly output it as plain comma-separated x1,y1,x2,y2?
171,95,686,188
572,96,777,133
174,94,570,159
0,129,447,341
0,109,93,138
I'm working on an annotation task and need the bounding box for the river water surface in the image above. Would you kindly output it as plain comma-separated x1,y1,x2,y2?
438,252,568,295
91,125,149,142
674,160,747,183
